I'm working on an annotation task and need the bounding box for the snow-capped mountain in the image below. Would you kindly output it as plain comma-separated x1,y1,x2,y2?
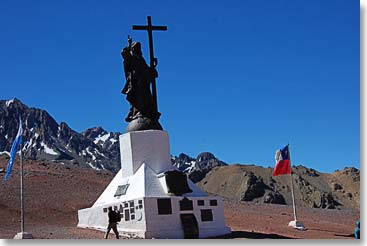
172,152,227,182
0,98,121,172
0,98,227,178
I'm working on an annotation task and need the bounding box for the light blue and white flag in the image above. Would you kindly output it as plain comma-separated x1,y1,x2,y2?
4,117,23,181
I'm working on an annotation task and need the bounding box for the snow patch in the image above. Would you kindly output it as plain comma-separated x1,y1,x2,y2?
183,161,196,173
94,148,107,158
6,99,14,107
40,142,58,155
109,138,117,144
22,142,29,151
86,162,101,171
24,137,34,150
93,133,110,144
0,151,10,156
86,147,96,160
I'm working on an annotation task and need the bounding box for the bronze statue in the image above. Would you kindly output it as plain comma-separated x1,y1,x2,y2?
121,16,167,132
121,36,162,132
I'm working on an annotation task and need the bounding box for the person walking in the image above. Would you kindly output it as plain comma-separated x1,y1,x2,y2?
104,207,120,239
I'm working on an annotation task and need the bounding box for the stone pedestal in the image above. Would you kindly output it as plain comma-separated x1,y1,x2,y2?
119,130,171,178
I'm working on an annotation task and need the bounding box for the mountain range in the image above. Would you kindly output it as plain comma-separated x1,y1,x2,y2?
0,98,227,175
0,98,359,210
0,98,121,172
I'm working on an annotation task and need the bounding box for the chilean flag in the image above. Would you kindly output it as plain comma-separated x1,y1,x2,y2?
273,145,291,176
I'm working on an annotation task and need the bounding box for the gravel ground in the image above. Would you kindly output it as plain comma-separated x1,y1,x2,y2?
0,157,359,240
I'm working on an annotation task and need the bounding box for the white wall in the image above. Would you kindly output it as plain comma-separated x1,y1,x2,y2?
79,196,230,239
120,130,172,178
144,196,230,239
78,198,148,236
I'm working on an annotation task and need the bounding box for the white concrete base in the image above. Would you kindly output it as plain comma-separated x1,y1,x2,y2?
288,220,306,230
13,232,33,239
78,130,231,239
78,196,231,239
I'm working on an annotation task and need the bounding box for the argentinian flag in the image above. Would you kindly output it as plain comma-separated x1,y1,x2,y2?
4,117,23,181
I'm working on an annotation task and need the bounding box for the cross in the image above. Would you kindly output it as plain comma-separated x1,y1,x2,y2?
132,16,167,115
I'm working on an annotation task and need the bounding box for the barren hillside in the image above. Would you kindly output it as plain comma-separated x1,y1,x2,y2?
0,156,359,239
197,164,359,210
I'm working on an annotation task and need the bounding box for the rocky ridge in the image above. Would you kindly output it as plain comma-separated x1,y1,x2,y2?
0,99,121,172
197,164,359,210
0,99,225,175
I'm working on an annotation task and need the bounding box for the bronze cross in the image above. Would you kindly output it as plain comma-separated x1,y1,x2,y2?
132,16,167,114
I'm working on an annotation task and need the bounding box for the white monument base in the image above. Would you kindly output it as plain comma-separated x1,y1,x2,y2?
78,130,231,239
13,232,33,239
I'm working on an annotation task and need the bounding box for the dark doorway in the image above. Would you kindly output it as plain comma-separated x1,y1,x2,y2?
180,214,199,239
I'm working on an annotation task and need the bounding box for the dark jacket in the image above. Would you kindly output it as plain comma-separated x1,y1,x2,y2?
108,210,120,224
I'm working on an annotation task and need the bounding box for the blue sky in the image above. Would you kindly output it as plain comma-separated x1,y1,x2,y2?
0,0,359,173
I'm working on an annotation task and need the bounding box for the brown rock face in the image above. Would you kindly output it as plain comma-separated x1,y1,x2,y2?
198,164,359,210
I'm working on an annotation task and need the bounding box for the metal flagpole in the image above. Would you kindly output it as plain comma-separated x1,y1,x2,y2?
287,144,305,230
13,117,32,239
20,141,24,233
288,148,298,222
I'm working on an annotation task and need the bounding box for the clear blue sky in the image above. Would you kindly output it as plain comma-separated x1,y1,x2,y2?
0,0,359,173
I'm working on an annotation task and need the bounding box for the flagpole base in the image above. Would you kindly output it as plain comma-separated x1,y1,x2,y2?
288,220,306,231
13,232,33,239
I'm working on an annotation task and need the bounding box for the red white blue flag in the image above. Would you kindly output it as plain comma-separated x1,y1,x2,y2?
273,145,291,176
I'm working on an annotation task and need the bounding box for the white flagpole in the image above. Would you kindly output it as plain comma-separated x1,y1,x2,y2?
287,144,305,230
288,144,297,221
14,117,32,239
289,173,297,221
20,141,24,234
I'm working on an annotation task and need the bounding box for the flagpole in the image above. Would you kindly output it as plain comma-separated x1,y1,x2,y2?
288,144,297,221
20,141,24,234
289,171,297,222
287,144,306,230
13,117,32,239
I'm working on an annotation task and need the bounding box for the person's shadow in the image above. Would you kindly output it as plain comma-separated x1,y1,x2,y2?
210,230,298,239
333,233,355,238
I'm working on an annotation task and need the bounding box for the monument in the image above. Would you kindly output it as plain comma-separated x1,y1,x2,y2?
77,16,230,239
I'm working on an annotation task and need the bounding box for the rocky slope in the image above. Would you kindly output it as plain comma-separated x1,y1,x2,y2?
171,152,227,182
197,164,360,210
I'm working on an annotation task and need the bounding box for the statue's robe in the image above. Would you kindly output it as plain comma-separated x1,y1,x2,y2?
122,51,156,122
